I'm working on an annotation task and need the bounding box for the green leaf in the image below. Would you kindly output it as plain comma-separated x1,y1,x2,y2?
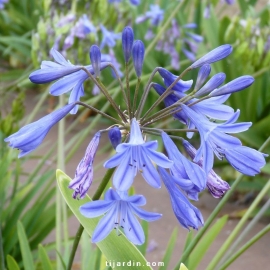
38,244,53,270
17,221,35,270
159,228,178,270
56,169,152,270
188,215,228,270
6,255,20,270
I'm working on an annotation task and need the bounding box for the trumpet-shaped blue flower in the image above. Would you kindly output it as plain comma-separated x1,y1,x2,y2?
158,167,204,230
161,132,206,200
69,132,101,199
29,48,110,114
222,146,267,176
182,140,230,198
80,188,161,245
181,105,252,173
4,103,76,158
104,119,173,191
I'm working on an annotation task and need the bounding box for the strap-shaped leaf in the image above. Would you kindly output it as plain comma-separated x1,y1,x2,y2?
38,244,53,270
6,255,20,270
56,169,152,270
17,221,35,270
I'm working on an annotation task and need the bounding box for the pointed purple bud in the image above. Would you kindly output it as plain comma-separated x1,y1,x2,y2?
194,64,211,91
190,44,233,69
132,40,145,77
108,127,122,149
209,75,254,97
182,139,230,198
5,103,76,158
122,26,134,63
69,132,101,199
90,45,101,77
195,72,226,97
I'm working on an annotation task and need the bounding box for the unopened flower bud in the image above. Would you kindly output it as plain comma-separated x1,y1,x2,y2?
108,127,122,149
209,75,254,97
190,44,233,69
90,45,101,77
132,40,145,77
122,26,134,63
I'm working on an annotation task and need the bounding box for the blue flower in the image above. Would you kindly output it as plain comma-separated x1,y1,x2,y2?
222,146,267,176
181,105,252,173
136,5,164,26
100,25,121,50
69,132,101,199
158,167,204,230
104,119,173,191
29,48,110,114
182,140,230,198
161,132,206,201
80,188,161,244
4,103,76,157
0,0,8,9
74,14,96,39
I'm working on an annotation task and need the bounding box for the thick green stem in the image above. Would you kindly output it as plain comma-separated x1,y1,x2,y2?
66,168,115,270
175,137,270,270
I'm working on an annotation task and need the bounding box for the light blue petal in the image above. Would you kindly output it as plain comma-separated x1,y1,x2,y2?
130,205,162,221
80,200,114,218
143,140,158,150
129,118,144,144
49,70,87,96
103,150,127,168
140,149,161,188
143,146,173,168
104,188,120,201
92,207,117,242
124,206,145,245
50,48,70,66
126,195,146,206
113,148,137,190
29,66,82,84
217,122,251,133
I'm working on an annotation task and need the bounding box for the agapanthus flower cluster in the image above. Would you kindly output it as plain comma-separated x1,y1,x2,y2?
5,25,266,246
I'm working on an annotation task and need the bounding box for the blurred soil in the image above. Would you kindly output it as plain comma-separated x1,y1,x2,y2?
19,91,270,270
